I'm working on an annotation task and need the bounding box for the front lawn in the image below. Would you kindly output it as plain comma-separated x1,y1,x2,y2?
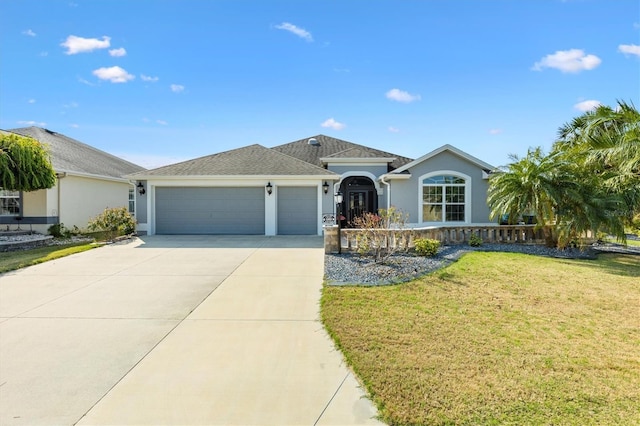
321,252,640,425
0,242,97,273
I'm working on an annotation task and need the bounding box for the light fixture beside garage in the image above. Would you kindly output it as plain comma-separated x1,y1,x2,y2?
266,182,273,195
136,182,146,195
323,181,329,194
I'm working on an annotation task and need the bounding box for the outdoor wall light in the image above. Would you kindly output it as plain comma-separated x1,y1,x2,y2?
334,191,343,204
136,182,146,195
323,181,329,194
266,182,273,195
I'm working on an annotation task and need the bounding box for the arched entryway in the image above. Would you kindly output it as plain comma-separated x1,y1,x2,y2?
339,176,378,227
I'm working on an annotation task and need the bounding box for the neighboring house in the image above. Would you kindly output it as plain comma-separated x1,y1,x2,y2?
129,134,496,236
0,127,145,234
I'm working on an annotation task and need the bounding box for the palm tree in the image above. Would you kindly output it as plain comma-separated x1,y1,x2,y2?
488,147,623,248
487,147,569,246
555,100,640,226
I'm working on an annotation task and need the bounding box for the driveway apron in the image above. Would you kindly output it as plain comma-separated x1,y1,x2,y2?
0,235,382,425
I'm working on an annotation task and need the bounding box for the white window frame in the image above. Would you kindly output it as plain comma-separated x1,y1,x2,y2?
418,171,471,224
128,187,135,216
0,189,21,216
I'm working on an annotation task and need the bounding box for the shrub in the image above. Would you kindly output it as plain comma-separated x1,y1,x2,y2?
351,207,409,263
87,207,136,240
414,238,439,257
48,223,74,238
469,234,483,247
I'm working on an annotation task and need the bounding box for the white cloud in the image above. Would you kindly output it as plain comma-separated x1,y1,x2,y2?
17,120,46,127
574,99,601,112
170,84,185,93
388,126,400,133
39,51,49,57
141,74,159,82
92,66,135,83
22,29,36,37
61,35,110,55
156,119,168,125
386,88,421,103
63,101,79,108
321,118,346,130
618,44,640,57
489,128,503,135
28,99,36,104
275,22,313,42
78,77,95,86
532,49,601,73
109,47,127,57
69,123,79,128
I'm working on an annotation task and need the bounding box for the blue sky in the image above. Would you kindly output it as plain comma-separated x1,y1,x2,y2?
1,0,638,169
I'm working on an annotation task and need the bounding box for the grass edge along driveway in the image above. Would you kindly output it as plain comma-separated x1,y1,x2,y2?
321,251,640,426
0,242,97,274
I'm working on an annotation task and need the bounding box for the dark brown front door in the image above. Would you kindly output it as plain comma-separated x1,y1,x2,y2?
339,176,377,227
348,191,368,224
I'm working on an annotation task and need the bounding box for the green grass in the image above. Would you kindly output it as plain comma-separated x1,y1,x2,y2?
0,242,97,273
321,252,640,425
605,236,640,247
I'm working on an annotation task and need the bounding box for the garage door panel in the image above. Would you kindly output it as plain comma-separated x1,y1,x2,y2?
278,187,317,235
156,187,264,234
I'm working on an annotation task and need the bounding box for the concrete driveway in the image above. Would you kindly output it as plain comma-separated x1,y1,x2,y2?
0,235,382,425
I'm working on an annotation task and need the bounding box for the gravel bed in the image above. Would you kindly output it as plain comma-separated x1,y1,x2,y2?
324,242,637,286
0,233,93,250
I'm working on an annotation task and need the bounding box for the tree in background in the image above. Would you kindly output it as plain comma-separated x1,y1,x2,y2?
487,148,575,247
488,100,637,248
554,100,640,230
0,133,57,191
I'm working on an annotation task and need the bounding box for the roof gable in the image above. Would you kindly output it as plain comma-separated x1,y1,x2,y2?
389,144,495,175
272,134,412,170
131,144,337,177
4,127,145,179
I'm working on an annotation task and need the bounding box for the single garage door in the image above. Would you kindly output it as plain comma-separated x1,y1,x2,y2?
155,187,265,234
277,187,317,235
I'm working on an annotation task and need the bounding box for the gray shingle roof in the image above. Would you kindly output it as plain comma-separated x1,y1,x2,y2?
4,127,145,179
272,134,413,170
131,144,337,177
322,147,395,159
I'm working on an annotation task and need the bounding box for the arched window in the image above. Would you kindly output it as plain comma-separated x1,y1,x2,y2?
420,173,469,223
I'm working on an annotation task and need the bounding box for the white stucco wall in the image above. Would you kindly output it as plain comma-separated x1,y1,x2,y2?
21,189,48,217
58,175,131,229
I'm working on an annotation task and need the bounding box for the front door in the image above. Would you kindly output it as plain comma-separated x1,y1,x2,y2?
339,176,377,227
348,191,368,225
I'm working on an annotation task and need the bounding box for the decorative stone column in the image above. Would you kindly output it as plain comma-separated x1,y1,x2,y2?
324,225,340,254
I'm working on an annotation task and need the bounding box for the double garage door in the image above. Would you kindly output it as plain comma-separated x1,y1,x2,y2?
155,186,316,235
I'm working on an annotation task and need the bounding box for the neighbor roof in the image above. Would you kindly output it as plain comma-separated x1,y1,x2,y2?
129,144,337,178
4,127,145,179
272,134,413,170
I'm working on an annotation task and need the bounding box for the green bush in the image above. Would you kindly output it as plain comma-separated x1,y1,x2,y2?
48,223,84,238
87,207,136,240
48,223,68,238
469,234,483,247
414,238,440,257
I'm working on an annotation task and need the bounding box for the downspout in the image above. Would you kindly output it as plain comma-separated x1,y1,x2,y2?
380,175,391,210
56,172,66,224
